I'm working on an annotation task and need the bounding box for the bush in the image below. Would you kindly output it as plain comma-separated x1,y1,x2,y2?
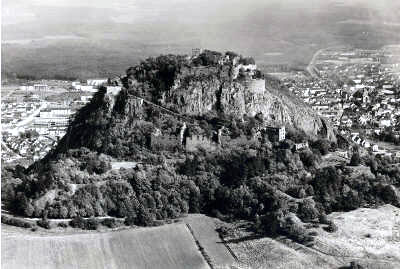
85,218,99,230
216,225,235,237
37,218,51,229
311,139,330,156
57,222,68,228
1,215,33,228
300,150,318,168
101,218,116,228
69,216,86,229
101,218,122,228
348,261,365,269
349,152,361,166
279,213,312,244
318,213,330,225
69,216,99,230
297,199,320,222
323,221,338,233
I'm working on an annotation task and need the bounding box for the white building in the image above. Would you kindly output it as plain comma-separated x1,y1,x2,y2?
40,108,72,118
19,86,34,91
106,86,122,96
80,96,93,102
80,85,96,92
87,78,108,86
34,84,49,91
379,119,391,128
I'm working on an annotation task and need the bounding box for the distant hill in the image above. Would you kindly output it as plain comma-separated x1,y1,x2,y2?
2,1,400,81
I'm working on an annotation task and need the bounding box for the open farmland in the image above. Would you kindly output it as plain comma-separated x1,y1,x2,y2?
183,214,237,268
2,222,210,269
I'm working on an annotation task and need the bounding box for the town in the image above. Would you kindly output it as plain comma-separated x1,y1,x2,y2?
271,45,400,159
1,78,121,165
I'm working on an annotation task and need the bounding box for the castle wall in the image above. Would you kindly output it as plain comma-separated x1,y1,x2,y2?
232,64,257,79
106,86,122,96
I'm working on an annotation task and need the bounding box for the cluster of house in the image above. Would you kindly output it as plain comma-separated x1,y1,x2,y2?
284,47,399,132
19,84,49,92
1,101,41,126
2,133,57,162
285,77,344,126
350,132,400,159
2,78,122,163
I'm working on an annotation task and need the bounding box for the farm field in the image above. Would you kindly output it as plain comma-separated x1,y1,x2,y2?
183,214,237,268
2,222,210,269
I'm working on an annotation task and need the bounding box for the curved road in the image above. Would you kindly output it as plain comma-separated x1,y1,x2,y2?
307,46,342,78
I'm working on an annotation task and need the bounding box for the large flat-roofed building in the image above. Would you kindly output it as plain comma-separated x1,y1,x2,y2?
87,78,108,86
33,84,49,91
39,107,72,118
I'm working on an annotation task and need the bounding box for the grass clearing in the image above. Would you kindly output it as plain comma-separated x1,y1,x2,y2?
111,161,137,170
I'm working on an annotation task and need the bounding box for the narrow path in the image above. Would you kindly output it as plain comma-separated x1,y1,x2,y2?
127,93,197,125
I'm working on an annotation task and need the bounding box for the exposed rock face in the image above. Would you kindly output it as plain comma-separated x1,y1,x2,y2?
51,51,335,159
163,66,335,141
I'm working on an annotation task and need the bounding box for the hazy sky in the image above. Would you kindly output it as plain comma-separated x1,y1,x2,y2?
2,0,400,78
3,0,400,26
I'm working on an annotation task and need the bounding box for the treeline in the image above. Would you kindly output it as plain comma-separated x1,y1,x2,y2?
3,72,78,81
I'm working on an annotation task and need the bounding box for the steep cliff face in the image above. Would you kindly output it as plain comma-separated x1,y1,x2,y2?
163,66,335,141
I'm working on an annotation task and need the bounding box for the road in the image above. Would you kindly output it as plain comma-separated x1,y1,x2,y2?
15,103,47,128
306,46,341,78
306,48,325,78
3,102,48,136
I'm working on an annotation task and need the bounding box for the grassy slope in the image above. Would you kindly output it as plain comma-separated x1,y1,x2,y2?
2,223,209,269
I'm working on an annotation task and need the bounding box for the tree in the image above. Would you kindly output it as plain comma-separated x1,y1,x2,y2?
37,215,51,229
69,216,86,229
85,218,99,230
136,206,153,226
350,152,361,166
311,139,330,156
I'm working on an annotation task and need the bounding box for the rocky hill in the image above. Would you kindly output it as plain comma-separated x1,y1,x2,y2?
51,50,334,159
7,51,400,264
